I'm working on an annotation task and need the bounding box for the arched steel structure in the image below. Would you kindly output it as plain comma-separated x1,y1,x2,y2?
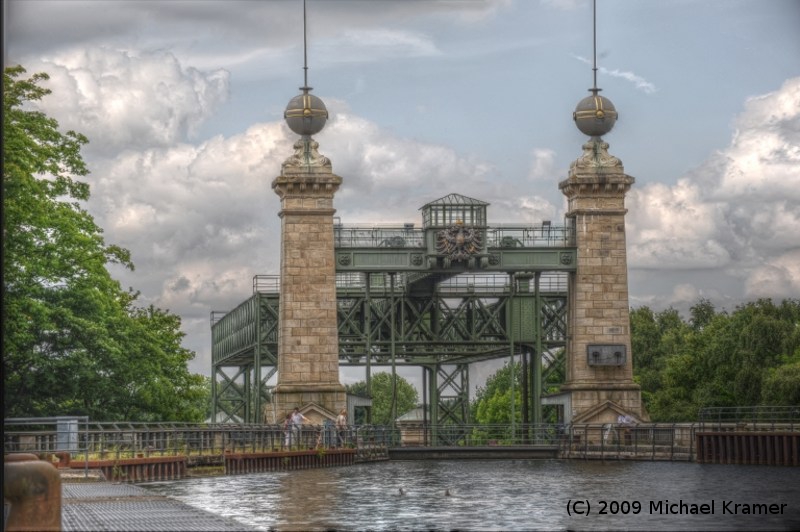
211,194,576,431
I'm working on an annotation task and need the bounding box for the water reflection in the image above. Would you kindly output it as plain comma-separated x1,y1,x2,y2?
143,460,800,531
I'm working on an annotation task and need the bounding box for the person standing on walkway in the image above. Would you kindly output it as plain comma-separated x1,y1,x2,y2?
336,409,348,447
291,407,309,447
283,412,293,448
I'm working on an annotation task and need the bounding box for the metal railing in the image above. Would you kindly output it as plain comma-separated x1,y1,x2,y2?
3,417,91,476
394,423,560,447
332,224,576,249
3,419,391,463
13,418,789,465
559,422,700,462
485,225,575,248
698,406,800,431
334,226,425,248
253,275,280,294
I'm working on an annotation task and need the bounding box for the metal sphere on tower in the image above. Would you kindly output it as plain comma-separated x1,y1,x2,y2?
573,89,617,137
284,87,328,137
574,0,618,139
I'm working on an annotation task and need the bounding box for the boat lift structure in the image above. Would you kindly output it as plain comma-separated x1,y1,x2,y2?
211,193,576,430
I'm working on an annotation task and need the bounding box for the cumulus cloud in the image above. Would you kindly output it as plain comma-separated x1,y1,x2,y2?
22,48,547,373
629,281,732,316
24,49,229,153
745,250,800,299
6,0,508,67
627,180,731,270
317,102,510,223
14,2,797,374
528,148,557,182
628,77,800,303
709,78,800,202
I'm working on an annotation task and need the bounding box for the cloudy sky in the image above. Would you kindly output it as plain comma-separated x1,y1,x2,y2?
5,0,800,377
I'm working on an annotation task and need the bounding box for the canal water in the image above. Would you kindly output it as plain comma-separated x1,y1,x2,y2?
142,460,800,531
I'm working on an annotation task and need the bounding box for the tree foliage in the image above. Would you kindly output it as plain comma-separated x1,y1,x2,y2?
469,298,799,424
346,372,418,425
632,298,800,421
470,362,522,424
3,66,209,421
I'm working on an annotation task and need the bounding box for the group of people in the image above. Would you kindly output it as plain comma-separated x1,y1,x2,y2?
282,407,350,448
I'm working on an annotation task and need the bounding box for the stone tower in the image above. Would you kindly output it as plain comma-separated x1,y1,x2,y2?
556,89,645,424
270,84,346,423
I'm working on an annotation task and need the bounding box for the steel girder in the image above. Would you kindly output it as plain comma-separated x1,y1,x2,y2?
211,295,278,424
211,275,568,427
337,292,565,361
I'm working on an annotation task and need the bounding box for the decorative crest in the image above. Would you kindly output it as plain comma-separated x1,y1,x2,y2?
436,223,483,262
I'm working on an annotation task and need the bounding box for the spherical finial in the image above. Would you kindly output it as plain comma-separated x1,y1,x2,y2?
284,88,328,136
573,91,618,137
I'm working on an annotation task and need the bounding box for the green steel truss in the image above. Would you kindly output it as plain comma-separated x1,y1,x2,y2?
212,197,575,427
212,271,569,426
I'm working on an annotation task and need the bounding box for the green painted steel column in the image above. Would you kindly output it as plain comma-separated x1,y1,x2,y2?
430,364,439,443
509,273,516,438
244,365,251,423
521,345,529,426
390,273,397,423
459,364,468,424
533,272,543,425
254,295,262,423
211,367,219,423
365,274,372,423
422,365,428,445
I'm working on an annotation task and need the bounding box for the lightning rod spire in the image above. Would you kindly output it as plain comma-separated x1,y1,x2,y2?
592,0,598,93
302,0,309,90
284,0,328,138
573,0,618,138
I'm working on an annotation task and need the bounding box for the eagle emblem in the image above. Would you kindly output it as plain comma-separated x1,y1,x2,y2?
436,221,482,262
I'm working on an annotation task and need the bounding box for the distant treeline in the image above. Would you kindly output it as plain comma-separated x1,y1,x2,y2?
631,298,800,421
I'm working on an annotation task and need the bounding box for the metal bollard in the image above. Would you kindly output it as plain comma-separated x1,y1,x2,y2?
4,453,61,531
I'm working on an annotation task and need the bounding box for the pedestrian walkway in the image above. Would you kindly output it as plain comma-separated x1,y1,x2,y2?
62,481,256,531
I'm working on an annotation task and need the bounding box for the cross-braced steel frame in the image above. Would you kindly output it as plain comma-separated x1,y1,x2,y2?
211,271,569,429
212,194,575,430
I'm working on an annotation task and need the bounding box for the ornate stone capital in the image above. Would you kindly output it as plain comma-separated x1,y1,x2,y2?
273,137,342,198
559,139,634,201
558,177,634,200
282,137,331,174
272,174,342,199
570,139,623,173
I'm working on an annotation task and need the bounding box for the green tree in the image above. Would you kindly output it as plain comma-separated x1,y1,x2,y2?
346,372,418,425
631,298,800,421
761,360,800,406
470,362,522,424
689,298,716,331
630,306,694,419
3,66,208,421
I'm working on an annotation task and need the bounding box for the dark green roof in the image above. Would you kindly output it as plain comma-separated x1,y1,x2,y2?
420,193,489,209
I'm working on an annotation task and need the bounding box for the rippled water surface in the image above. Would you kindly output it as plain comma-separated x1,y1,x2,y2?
142,460,800,531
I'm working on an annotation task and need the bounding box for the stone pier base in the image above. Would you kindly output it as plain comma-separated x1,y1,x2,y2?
564,385,644,424
270,384,346,425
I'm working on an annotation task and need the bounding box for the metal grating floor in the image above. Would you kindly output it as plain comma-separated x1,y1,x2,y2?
64,483,145,499
61,483,256,531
